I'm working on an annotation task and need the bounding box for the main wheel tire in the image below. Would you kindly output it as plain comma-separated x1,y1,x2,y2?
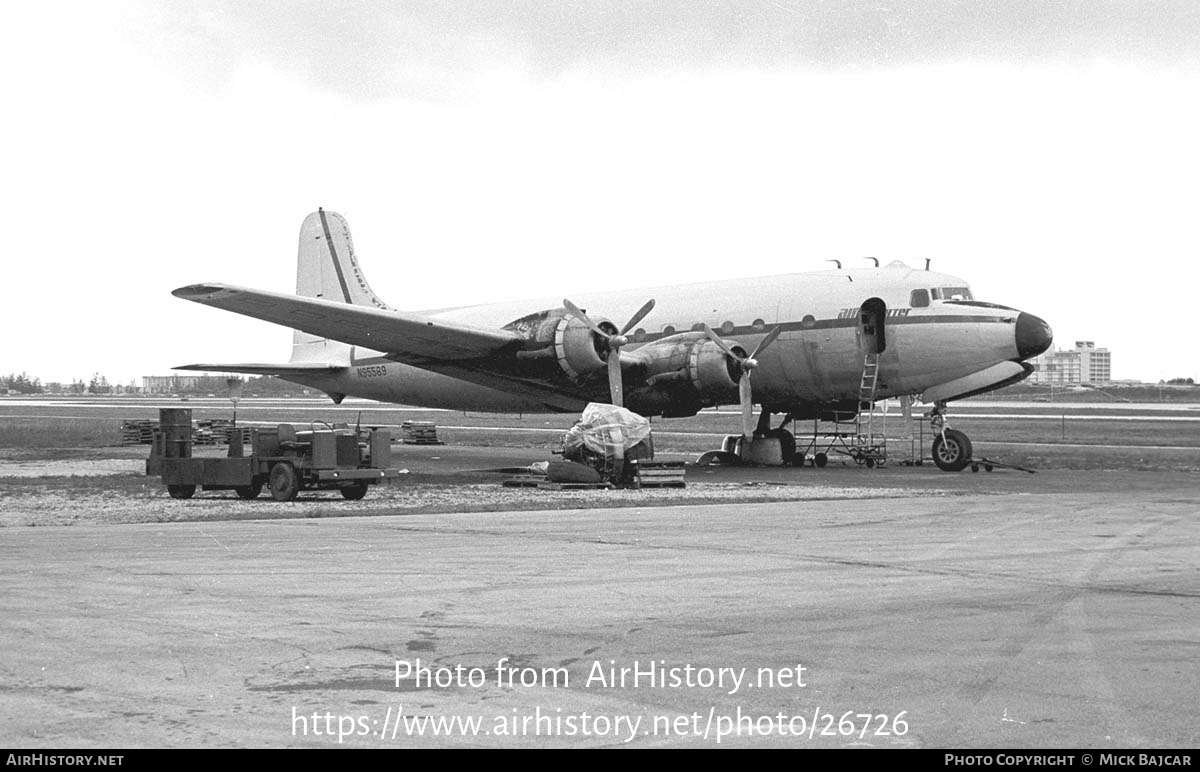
932,429,973,472
340,482,368,500
235,481,263,499
765,429,796,466
814,452,828,468
167,484,195,499
268,463,300,501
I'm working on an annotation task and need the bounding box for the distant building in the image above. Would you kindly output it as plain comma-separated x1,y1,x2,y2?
1030,341,1112,385
142,375,200,394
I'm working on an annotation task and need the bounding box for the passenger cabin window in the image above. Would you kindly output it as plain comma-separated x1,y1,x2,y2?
910,289,930,307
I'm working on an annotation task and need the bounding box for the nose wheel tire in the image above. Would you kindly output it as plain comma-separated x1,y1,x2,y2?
932,429,973,472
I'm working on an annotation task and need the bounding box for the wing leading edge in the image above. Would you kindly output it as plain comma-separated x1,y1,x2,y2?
172,362,347,376
171,283,525,361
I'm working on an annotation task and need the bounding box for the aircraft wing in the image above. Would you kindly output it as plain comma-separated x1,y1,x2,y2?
172,283,525,361
172,362,347,376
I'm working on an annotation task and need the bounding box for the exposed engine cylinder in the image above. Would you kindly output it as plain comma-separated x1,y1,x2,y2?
553,314,614,378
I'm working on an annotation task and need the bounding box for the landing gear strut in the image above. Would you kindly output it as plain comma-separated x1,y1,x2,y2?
929,402,973,472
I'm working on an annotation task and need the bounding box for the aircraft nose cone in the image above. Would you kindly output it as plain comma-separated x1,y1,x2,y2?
1016,312,1053,360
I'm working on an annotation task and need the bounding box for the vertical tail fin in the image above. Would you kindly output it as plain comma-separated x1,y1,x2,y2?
291,208,391,363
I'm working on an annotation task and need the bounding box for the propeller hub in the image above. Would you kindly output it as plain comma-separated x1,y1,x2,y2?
609,334,629,349
742,357,758,371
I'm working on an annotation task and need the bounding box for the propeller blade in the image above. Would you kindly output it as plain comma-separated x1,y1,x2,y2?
739,375,755,438
562,299,607,338
619,298,656,336
701,323,740,360
607,352,624,407
749,325,783,360
563,298,657,407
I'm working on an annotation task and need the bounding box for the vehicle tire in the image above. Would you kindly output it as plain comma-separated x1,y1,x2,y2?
235,481,263,499
269,463,300,501
865,457,875,468
340,482,368,500
167,484,195,499
932,429,973,472
814,452,828,468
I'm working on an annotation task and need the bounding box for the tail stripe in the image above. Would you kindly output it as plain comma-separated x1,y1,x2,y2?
318,208,353,303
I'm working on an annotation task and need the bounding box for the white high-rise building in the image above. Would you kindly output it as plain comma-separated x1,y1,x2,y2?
1030,341,1111,385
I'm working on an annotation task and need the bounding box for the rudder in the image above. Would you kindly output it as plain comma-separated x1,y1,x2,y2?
292,208,390,363
296,208,391,308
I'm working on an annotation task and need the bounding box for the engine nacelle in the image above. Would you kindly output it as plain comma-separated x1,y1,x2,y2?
685,338,742,399
505,308,616,380
553,314,615,379
628,332,742,404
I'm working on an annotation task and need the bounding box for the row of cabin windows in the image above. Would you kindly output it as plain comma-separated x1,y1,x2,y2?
910,286,973,307
630,315,818,342
631,319,765,342
625,289,971,340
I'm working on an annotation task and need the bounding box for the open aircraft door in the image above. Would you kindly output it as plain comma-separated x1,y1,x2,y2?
858,297,887,356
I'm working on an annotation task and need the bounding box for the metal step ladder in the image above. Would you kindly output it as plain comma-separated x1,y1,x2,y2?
856,353,880,441
849,353,888,466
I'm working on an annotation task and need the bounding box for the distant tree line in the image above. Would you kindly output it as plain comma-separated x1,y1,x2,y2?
2,372,43,394
2,372,310,396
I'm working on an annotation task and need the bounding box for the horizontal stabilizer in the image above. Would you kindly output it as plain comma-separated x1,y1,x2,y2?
172,362,347,377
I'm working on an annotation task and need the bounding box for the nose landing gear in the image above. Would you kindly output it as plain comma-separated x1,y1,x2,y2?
929,402,973,472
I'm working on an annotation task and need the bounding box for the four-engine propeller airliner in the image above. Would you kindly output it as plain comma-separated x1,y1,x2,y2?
172,209,1053,471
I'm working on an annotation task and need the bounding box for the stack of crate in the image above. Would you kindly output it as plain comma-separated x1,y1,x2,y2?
120,419,159,445
401,421,443,445
190,418,236,445
631,461,687,489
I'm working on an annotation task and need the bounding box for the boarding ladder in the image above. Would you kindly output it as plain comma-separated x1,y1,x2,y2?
850,353,888,466
856,353,880,440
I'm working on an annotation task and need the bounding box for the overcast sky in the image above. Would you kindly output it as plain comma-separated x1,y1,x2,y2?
3,1,1198,386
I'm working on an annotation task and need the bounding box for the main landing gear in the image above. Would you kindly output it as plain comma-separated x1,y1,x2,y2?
696,411,799,467
695,411,800,467
928,402,973,472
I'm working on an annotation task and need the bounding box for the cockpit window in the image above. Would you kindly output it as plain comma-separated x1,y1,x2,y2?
941,286,972,300
910,289,930,308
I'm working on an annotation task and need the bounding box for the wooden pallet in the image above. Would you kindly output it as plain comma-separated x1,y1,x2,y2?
502,477,613,490
401,421,444,445
120,418,240,446
120,420,158,445
633,461,687,488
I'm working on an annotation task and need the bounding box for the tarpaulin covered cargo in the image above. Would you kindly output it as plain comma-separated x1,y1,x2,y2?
561,402,652,461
